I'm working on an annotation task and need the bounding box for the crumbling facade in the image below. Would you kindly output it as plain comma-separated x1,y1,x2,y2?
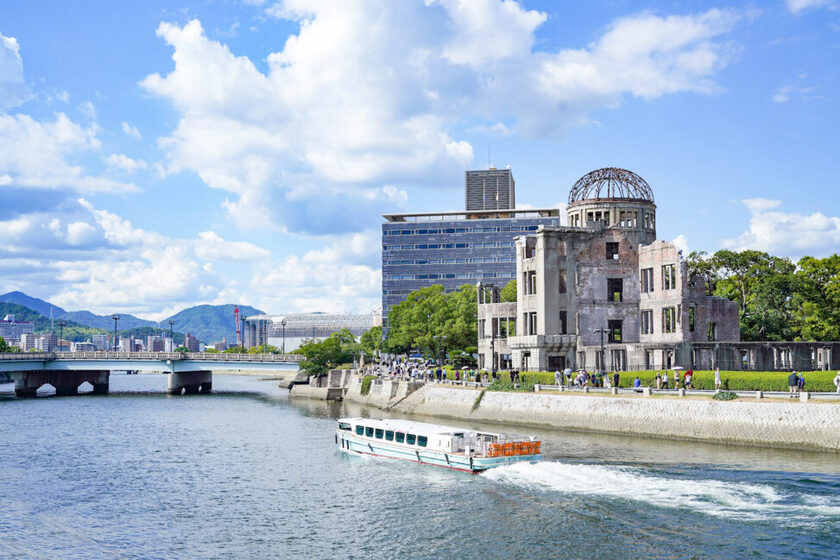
476,167,840,372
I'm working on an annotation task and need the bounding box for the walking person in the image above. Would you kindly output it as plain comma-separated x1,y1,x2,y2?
655,372,661,390
714,367,722,391
661,372,669,390
554,370,563,388
788,371,799,394
673,370,679,389
612,371,620,389
834,371,840,394
798,373,805,393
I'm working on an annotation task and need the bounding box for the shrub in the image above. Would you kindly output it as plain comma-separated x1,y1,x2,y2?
360,375,376,396
712,390,738,401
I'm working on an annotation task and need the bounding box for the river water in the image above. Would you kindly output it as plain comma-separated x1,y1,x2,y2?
1,374,839,559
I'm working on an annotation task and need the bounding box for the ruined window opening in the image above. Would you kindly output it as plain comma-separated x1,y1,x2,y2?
525,312,538,335
708,322,717,341
578,352,586,369
645,350,654,370
524,271,537,295
640,310,653,334
559,311,567,335
688,306,695,332
610,349,626,371
741,350,749,369
607,278,623,302
606,242,619,260
641,268,654,293
662,264,676,290
478,319,485,339
558,271,566,294
608,320,622,343
662,307,676,333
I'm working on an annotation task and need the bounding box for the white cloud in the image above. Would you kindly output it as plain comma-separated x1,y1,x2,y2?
121,121,142,139
142,4,741,232
672,234,689,254
786,0,832,14
0,32,29,108
722,198,840,257
193,230,271,261
104,153,148,173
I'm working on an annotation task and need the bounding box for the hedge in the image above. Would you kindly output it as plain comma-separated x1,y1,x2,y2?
443,367,839,392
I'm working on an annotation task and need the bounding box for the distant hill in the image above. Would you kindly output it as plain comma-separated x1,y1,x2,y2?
0,302,105,342
0,291,65,317
164,304,264,344
59,310,156,330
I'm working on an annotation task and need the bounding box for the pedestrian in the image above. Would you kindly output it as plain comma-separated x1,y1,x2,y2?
655,372,661,390
714,367,722,391
834,371,840,394
633,376,641,388
554,370,562,387
684,370,693,389
673,370,679,388
798,373,805,392
661,373,669,390
788,371,798,394
612,371,620,388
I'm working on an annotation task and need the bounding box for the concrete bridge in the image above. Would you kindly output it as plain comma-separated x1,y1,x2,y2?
0,351,302,397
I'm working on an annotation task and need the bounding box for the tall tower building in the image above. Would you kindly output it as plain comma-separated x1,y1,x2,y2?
465,168,515,211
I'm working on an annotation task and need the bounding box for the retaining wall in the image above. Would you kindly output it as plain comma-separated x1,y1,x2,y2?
393,385,840,452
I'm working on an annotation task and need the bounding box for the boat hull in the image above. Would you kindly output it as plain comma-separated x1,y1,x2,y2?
336,432,540,473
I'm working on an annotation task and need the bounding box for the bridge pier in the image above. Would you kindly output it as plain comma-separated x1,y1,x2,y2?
11,370,110,398
168,371,212,395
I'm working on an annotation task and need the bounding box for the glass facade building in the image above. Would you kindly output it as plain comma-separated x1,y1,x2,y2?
382,208,560,321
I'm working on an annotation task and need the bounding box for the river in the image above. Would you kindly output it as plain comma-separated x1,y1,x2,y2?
1,374,838,559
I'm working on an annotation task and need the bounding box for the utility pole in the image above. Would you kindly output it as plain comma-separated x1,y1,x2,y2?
168,319,175,350
490,328,496,379
281,318,286,354
57,320,65,352
111,315,121,352
593,328,608,374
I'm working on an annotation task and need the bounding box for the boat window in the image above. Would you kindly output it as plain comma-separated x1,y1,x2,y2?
385,430,394,441
356,425,364,435
406,434,416,445
339,422,352,431
395,432,405,443
417,436,428,447
375,429,384,439
366,427,374,437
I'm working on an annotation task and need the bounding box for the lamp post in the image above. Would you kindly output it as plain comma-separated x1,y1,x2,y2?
593,327,608,374
168,319,175,351
111,314,121,352
281,318,286,354
56,320,65,352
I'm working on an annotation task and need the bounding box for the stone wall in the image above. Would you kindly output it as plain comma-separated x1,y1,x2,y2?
394,385,840,452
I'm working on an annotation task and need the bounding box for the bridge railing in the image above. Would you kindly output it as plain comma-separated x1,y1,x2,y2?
0,351,303,362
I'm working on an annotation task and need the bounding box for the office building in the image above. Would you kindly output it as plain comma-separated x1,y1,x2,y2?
465,168,515,211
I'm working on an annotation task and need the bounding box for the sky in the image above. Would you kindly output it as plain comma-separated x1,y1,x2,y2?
1,0,839,320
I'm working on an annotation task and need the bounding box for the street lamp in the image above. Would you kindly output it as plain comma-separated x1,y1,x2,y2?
593,328,608,374
168,319,175,351
281,318,287,354
111,314,121,352
56,320,65,352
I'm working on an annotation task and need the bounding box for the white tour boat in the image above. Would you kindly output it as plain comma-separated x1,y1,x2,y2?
335,417,541,473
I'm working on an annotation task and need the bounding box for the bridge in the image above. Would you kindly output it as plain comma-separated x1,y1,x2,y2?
0,351,302,397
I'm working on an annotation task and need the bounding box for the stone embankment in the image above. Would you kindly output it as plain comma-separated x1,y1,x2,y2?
289,372,840,452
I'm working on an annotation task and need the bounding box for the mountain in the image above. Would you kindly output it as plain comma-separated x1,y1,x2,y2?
0,291,66,317
58,310,156,330
0,302,106,341
164,304,264,344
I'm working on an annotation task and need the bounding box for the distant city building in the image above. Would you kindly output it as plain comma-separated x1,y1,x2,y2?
184,333,200,352
41,333,57,352
164,337,174,353
0,313,35,342
213,338,228,352
147,335,165,352
382,167,560,324
20,333,39,352
243,312,380,352
465,167,515,211
73,341,96,351
92,333,109,350
56,339,72,352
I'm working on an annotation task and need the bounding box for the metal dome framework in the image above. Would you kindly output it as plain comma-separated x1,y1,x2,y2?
568,167,654,205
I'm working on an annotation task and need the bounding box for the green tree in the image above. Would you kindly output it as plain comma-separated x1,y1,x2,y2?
248,344,280,354
173,346,190,352
223,345,247,353
794,254,840,341
500,279,517,303
297,328,361,376
0,336,9,352
204,348,220,353
360,326,383,354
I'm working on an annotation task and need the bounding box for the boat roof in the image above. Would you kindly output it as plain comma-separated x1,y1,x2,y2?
339,417,490,436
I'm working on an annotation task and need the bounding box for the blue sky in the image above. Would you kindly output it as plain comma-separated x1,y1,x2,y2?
1,0,838,319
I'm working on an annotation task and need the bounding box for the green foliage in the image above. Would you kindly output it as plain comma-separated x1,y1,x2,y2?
359,326,383,354
0,336,11,352
487,377,535,392
248,344,280,354
361,375,375,396
223,346,247,353
297,328,361,377
204,348,220,353
173,346,190,353
119,326,185,345
602,370,838,392
795,255,840,341
384,284,477,359
0,302,107,342
500,279,517,303
712,391,738,401
472,389,486,411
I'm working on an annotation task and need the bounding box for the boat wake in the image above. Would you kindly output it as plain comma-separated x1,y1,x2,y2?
482,461,840,522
